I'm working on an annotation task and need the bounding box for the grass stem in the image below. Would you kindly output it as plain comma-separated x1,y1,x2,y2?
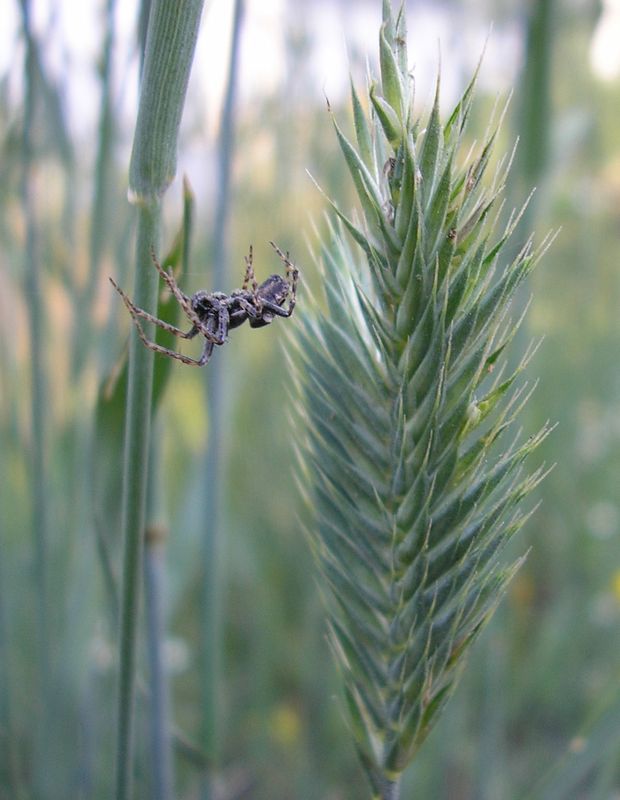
19,5,53,797
382,781,401,800
200,3,245,796
20,0,50,691
0,543,19,797
115,203,162,800
143,427,175,800
115,3,205,796
77,0,118,374
144,526,175,800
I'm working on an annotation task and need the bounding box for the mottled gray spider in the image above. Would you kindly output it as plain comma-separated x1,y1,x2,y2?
109,242,299,366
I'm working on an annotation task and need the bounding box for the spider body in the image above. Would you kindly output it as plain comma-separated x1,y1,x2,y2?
109,242,298,367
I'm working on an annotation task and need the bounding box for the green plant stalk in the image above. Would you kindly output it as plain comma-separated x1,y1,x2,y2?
200,392,221,796
382,780,400,800
474,635,506,799
19,5,52,798
511,0,555,327
143,424,174,800
76,0,118,374
144,529,174,800
115,3,205,797
129,1,205,201
96,187,195,794
0,534,18,796
0,354,26,799
115,203,162,800
200,3,245,796
474,8,555,793
212,0,245,280
517,0,554,199
20,0,49,681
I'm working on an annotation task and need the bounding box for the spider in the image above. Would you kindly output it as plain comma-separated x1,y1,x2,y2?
109,242,299,366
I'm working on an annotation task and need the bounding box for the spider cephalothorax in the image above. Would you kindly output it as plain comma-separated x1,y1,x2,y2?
109,242,299,366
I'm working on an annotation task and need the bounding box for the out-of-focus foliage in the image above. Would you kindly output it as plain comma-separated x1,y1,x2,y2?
0,1,619,798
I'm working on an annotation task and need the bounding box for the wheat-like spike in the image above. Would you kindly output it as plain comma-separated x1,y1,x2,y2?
292,4,551,797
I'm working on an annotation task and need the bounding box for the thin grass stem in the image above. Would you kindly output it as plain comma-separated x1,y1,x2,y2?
144,526,175,800
115,3,205,796
76,0,118,375
144,428,175,800
212,0,245,284
200,3,245,796
20,0,50,689
115,203,162,800
0,537,19,797
382,780,401,800
19,5,52,797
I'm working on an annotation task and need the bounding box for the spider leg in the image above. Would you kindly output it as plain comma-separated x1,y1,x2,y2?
212,302,230,345
269,241,299,315
133,334,214,366
149,247,221,343
121,307,206,365
256,299,296,319
114,289,218,367
232,297,260,319
196,338,216,366
132,335,216,366
109,278,199,339
242,245,258,293
178,309,218,365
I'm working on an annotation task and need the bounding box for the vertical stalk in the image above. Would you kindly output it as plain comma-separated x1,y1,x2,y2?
513,0,555,246
115,202,162,800
211,0,245,281
115,4,204,797
518,0,554,188
201,2,245,796
0,533,19,796
0,341,26,798
475,636,506,799
381,781,401,800
19,6,52,797
144,529,174,800
20,0,50,680
76,0,118,374
143,428,175,800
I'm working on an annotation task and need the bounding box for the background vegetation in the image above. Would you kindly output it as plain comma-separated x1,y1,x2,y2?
1,0,619,798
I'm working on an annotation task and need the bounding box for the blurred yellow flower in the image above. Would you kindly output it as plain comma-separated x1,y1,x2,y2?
270,703,301,747
611,571,620,603
511,572,536,610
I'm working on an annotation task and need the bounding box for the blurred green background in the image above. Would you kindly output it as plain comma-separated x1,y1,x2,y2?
1,0,620,798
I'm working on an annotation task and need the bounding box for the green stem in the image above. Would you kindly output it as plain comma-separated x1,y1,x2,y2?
76,0,117,374
212,0,245,281
115,2,205,795
20,0,49,676
513,0,555,250
19,9,52,797
144,529,174,800
115,204,161,800
144,428,175,800
474,629,506,798
383,779,401,800
200,3,245,796
0,538,19,796
518,0,554,189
